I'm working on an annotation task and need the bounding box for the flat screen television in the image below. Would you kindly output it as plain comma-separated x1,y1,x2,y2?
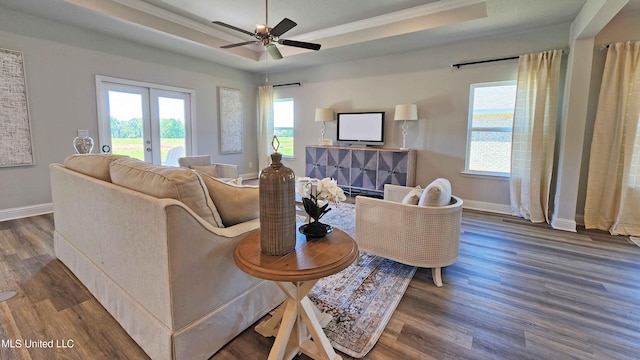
336,112,385,146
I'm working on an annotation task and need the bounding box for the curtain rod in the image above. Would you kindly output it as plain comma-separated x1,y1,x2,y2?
601,40,640,50
451,50,568,69
451,56,519,69
273,82,301,88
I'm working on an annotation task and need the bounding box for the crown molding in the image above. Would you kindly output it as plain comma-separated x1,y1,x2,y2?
292,0,487,42
64,0,260,60
111,0,246,43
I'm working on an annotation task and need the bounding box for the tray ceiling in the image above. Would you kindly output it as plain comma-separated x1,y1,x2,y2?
0,0,637,73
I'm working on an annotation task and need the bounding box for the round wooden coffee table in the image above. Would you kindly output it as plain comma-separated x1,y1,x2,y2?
234,225,358,360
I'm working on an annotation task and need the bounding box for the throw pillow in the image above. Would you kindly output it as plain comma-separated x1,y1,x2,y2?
109,158,224,227
401,186,423,205
64,154,129,182
418,178,452,207
200,173,259,227
190,164,218,178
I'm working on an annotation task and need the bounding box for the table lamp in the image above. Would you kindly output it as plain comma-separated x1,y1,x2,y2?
315,108,334,146
394,104,418,150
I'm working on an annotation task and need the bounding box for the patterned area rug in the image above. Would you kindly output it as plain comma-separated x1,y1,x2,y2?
308,202,417,358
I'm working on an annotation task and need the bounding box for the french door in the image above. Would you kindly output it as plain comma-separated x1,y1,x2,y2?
96,76,194,166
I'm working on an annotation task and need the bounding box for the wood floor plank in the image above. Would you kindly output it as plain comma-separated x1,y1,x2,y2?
2,211,640,359
0,302,32,360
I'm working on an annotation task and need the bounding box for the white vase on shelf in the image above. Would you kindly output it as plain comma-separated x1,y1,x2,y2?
73,135,94,154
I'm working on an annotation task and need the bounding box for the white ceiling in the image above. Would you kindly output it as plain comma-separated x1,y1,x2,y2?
1,0,639,73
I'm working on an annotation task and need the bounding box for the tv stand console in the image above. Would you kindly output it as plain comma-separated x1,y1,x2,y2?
305,145,416,195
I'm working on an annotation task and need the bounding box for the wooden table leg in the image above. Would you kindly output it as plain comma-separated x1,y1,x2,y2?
262,281,341,360
256,303,286,337
256,278,332,336
299,296,341,360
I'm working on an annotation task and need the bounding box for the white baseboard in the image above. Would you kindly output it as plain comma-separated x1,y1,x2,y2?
464,200,578,233
461,199,511,215
0,203,53,222
551,216,577,232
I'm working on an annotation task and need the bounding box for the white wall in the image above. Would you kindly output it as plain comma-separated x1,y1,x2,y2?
4,4,635,221
0,7,258,215
268,24,571,212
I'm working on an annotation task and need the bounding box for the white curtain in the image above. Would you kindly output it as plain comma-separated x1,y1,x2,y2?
510,49,563,223
257,85,274,171
584,41,640,236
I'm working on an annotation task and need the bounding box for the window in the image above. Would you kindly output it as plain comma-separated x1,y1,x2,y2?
465,81,516,176
273,98,294,158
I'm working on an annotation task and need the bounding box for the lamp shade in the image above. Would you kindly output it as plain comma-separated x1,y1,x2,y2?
315,108,334,122
394,104,418,121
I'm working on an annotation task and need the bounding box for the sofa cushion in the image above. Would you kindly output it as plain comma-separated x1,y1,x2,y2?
200,174,259,227
190,164,218,178
64,154,129,182
401,186,423,205
418,178,452,207
109,158,223,227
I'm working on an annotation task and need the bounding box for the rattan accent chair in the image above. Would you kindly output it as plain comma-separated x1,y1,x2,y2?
355,184,463,287
178,155,239,179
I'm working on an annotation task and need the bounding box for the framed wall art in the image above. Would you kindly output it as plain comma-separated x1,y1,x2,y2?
0,48,34,167
218,87,243,154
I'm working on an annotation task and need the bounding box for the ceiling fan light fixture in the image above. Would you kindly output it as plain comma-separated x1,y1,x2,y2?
267,44,283,60
212,0,321,60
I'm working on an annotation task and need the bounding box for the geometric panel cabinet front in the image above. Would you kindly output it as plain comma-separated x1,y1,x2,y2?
350,149,378,191
306,145,415,195
377,151,409,190
305,146,327,179
326,148,351,187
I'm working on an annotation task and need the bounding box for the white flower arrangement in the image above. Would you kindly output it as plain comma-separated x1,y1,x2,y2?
297,177,346,223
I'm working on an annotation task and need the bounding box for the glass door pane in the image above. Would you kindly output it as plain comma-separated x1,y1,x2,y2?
154,93,188,166
98,81,151,162
108,90,147,161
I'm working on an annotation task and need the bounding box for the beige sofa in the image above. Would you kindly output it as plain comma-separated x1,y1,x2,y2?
49,155,284,360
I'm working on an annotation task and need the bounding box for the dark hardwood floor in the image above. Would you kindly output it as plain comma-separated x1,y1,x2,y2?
1,210,639,359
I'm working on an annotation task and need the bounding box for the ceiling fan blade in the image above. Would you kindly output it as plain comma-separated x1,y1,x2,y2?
212,21,255,37
267,44,283,60
278,39,321,51
270,18,296,37
221,41,258,49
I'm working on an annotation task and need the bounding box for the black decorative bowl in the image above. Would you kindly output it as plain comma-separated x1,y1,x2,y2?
299,223,333,238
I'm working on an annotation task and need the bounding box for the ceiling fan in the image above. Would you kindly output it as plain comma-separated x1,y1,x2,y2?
212,0,321,60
